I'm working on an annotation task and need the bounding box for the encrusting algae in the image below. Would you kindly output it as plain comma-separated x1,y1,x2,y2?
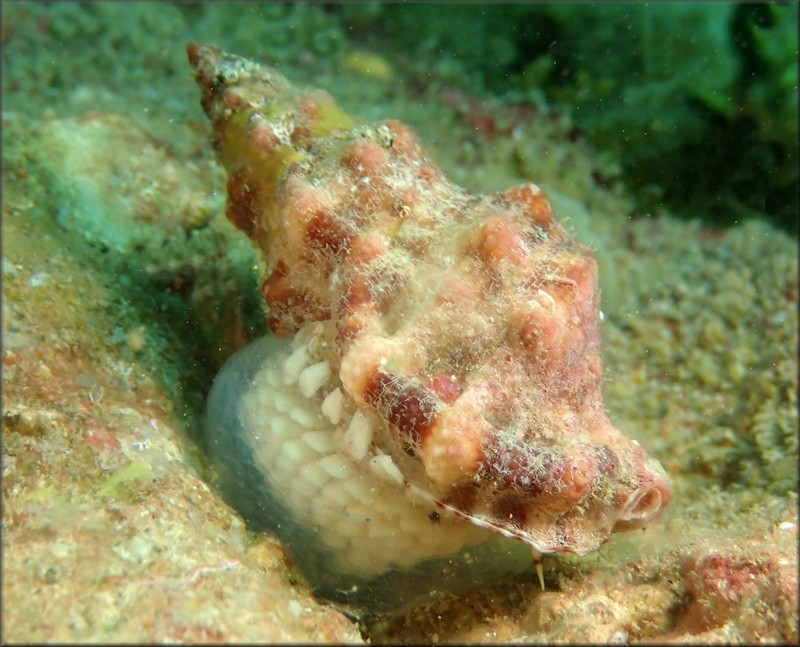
191,43,672,615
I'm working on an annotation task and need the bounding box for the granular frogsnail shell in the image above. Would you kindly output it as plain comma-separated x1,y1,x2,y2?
191,43,672,616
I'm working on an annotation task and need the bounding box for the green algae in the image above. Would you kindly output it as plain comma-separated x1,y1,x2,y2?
309,100,358,137
20,483,67,505
96,461,154,499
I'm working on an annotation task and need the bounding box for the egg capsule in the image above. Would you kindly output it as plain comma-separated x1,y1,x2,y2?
205,324,535,616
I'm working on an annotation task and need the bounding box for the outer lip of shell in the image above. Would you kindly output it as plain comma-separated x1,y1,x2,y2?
613,461,673,532
435,441,673,556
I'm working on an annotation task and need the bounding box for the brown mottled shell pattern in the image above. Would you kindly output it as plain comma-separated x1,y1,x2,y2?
190,43,671,557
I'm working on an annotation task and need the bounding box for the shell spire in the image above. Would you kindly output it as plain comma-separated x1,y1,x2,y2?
190,43,671,557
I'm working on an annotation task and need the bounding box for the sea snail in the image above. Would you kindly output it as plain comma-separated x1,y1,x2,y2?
192,43,672,616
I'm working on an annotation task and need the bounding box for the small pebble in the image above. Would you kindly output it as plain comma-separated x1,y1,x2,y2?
29,272,51,287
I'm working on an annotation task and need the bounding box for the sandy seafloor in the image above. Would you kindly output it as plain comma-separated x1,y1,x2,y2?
2,3,798,643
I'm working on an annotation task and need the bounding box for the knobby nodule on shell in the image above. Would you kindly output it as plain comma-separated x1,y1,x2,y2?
191,43,672,616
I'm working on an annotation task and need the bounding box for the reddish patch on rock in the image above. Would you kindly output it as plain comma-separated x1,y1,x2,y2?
546,256,597,309
415,164,443,185
222,88,248,111
560,459,593,504
516,307,565,370
348,234,385,267
334,317,364,348
349,177,390,216
83,426,121,452
680,547,798,639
